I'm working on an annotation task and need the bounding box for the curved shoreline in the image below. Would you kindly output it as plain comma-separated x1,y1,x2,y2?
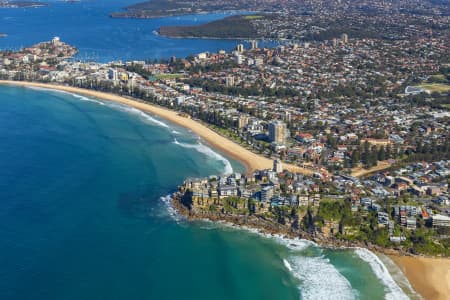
0,80,311,175
174,196,450,299
3,80,449,299
390,255,450,300
171,199,418,299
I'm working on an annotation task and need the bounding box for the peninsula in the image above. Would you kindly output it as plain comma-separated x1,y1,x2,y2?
171,161,450,299
158,15,262,39
112,0,450,41
110,0,263,19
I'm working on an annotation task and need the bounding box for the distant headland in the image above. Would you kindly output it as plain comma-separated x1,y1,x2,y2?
0,1,48,8
158,15,263,39
109,0,259,19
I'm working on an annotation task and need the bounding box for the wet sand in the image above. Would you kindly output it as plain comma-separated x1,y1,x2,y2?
391,255,450,300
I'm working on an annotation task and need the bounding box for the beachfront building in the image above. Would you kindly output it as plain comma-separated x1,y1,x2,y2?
250,40,258,50
273,159,283,173
431,214,450,227
268,120,287,145
108,68,118,81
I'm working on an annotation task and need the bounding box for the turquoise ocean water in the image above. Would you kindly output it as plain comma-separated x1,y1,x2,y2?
0,1,420,298
0,86,419,299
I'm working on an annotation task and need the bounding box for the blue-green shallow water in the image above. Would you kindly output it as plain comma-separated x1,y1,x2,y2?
0,86,414,299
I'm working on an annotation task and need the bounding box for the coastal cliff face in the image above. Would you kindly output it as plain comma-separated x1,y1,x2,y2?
171,186,404,255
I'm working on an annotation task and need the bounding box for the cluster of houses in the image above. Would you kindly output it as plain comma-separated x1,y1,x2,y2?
180,159,450,238
371,161,449,198
244,0,449,42
1,37,448,176
0,37,77,78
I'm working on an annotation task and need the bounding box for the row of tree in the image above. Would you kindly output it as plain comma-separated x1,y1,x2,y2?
349,139,450,169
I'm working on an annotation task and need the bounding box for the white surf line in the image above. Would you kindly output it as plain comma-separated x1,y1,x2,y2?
159,194,184,223
105,102,171,129
269,235,356,299
377,253,423,300
173,138,233,175
160,204,407,300
26,85,106,105
26,86,175,130
283,259,294,272
354,248,410,300
287,254,356,300
192,220,355,299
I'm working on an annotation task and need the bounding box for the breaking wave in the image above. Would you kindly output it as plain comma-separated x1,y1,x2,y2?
286,254,355,300
283,258,293,272
69,93,106,105
238,231,356,299
26,86,172,129
354,248,410,300
159,194,182,222
105,103,170,129
377,254,422,299
173,138,233,175
200,222,355,299
27,86,106,105
271,235,317,252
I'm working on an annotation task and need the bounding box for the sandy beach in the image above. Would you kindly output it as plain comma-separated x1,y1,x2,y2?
0,80,312,174
391,255,450,300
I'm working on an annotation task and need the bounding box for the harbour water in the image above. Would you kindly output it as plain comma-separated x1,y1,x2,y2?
0,0,275,62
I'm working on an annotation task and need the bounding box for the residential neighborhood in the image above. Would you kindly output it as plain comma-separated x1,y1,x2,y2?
176,159,450,256
0,27,448,257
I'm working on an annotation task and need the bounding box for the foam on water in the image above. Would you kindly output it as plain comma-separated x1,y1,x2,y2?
354,248,410,300
69,93,106,106
270,235,317,252
377,254,423,299
283,259,293,272
233,228,356,299
26,86,105,105
105,103,171,129
192,220,355,299
173,138,233,175
287,254,355,300
163,210,411,300
26,86,176,130
159,194,183,223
